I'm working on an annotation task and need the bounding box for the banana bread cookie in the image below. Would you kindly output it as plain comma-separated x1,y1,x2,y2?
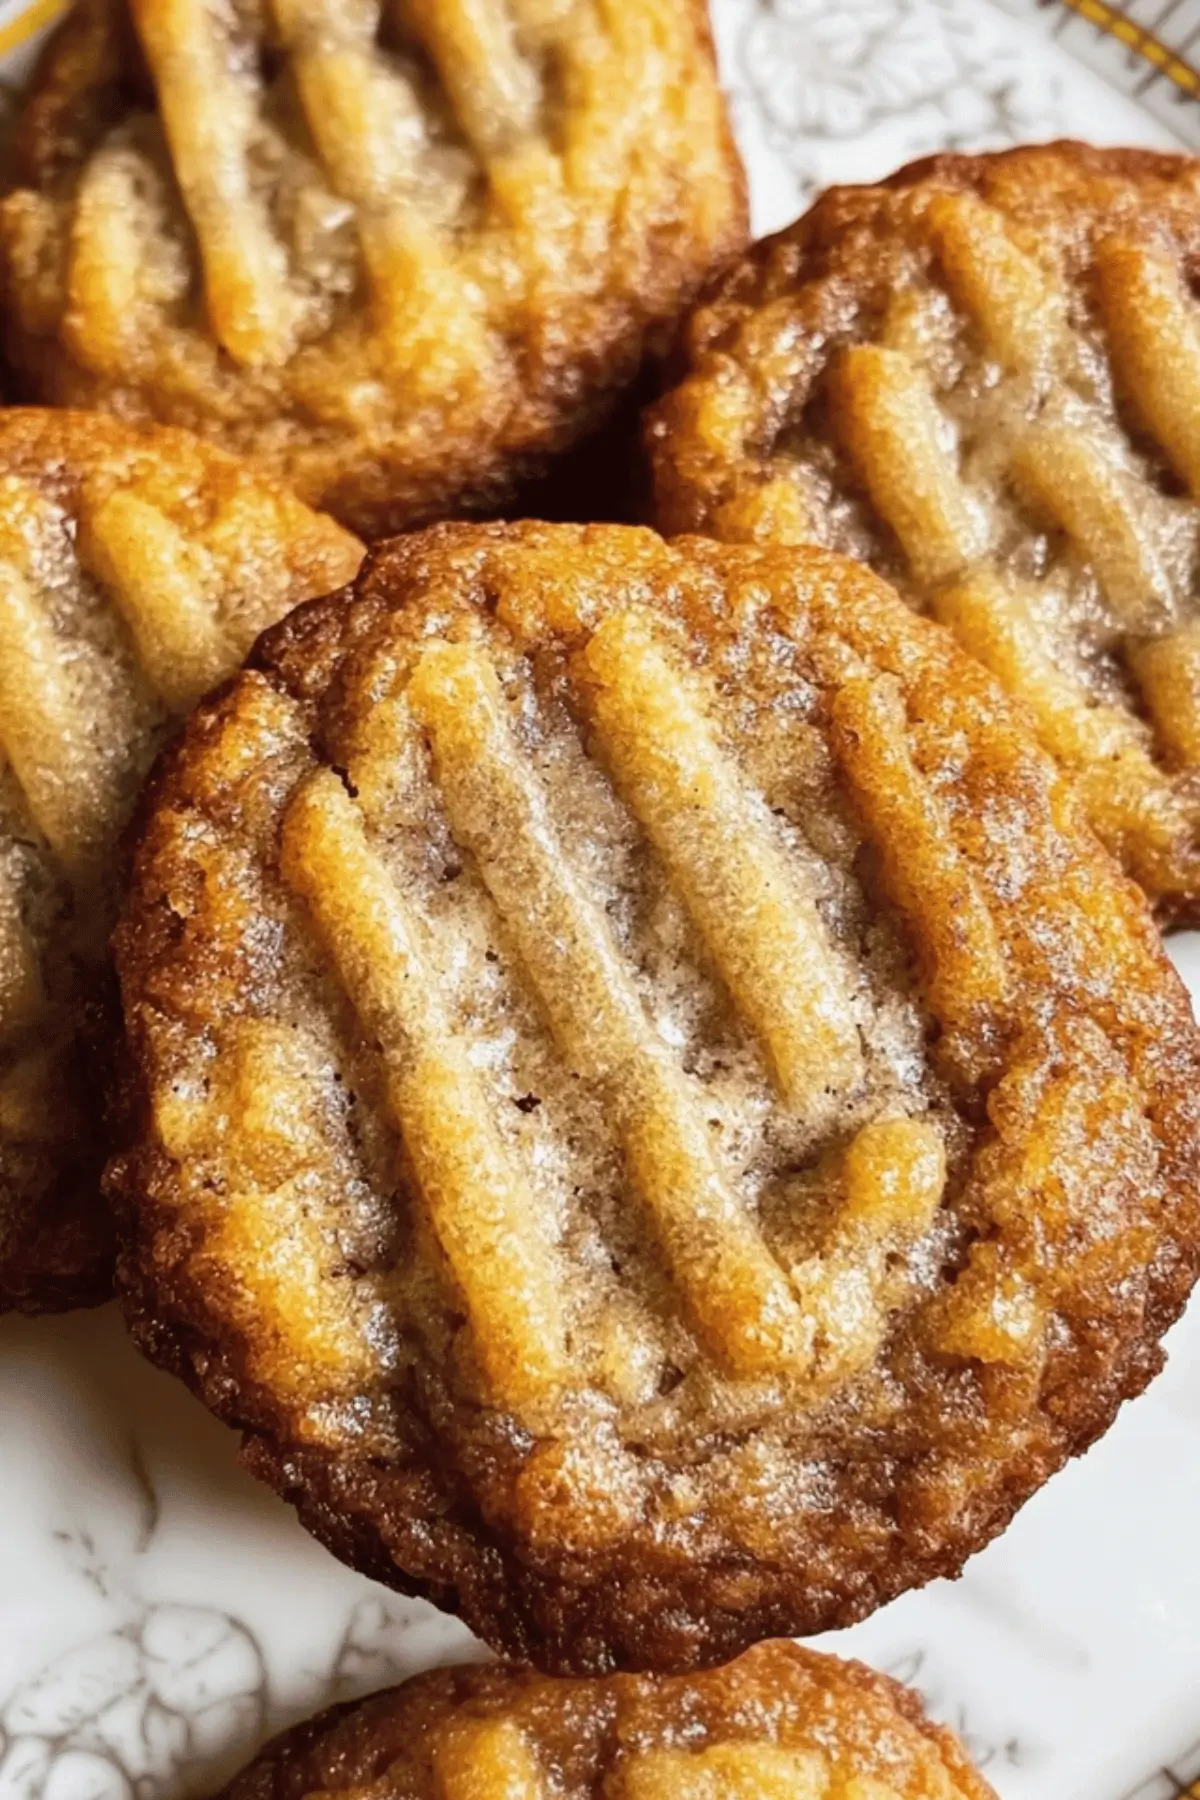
111,521,1200,1668
1,0,746,536
0,406,361,1311
649,143,1200,922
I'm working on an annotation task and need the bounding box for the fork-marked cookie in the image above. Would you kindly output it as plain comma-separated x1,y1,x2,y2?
649,143,1200,923
2,0,746,536
0,407,361,1313
111,521,1200,1670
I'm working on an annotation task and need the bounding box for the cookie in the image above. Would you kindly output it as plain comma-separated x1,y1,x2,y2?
0,0,746,537
211,1639,994,1800
110,521,1200,1671
648,142,1200,922
0,407,362,1312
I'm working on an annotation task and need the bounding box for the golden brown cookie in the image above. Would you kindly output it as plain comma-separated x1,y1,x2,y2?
110,521,1200,1671
647,142,1200,923
211,1639,995,1800
0,0,746,538
0,407,361,1313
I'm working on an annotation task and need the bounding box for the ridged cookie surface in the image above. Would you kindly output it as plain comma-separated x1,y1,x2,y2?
211,1640,994,1800
1,0,746,535
0,407,361,1312
649,143,1200,922
111,521,1200,1670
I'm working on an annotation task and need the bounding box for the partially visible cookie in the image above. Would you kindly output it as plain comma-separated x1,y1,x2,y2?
212,1640,994,1800
648,142,1200,922
0,407,362,1312
0,0,746,537
111,522,1200,1671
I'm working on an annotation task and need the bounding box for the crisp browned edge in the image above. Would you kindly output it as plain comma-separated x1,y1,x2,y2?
646,140,1200,514
651,139,1200,372
208,1642,999,1800
645,138,1200,510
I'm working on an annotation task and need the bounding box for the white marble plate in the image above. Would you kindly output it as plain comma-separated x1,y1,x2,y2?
3,3,1200,1797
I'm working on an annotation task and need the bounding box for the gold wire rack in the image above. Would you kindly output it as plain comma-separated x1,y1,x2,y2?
1123,1745,1200,1800
1048,0,1200,106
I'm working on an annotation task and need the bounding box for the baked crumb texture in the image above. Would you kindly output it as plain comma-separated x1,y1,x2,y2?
212,1640,995,1800
111,522,1200,1671
0,406,361,1313
648,143,1200,923
0,0,747,537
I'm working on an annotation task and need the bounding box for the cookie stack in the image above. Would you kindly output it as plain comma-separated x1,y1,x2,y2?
0,5,1197,1795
